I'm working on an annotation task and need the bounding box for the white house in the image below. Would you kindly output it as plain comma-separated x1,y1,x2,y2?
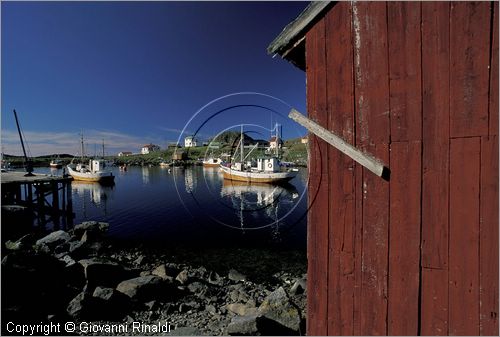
301,136,308,144
118,151,133,157
184,136,198,148
269,136,283,149
141,143,160,155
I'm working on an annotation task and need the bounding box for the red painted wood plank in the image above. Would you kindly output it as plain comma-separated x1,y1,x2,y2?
421,4,451,333
353,163,363,336
449,137,481,335
387,2,422,142
388,141,421,335
421,1,450,270
352,2,390,335
489,2,498,136
305,18,329,337
450,2,491,137
480,135,499,335
325,3,355,335
421,268,449,335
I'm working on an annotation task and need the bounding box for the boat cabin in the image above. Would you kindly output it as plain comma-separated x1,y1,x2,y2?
76,159,106,173
256,157,279,172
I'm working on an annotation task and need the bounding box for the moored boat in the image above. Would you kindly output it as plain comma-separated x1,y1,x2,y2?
202,157,222,167
220,161,297,183
67,133,114,183
221,125,297,184
67,159,114,183
50,156,63,168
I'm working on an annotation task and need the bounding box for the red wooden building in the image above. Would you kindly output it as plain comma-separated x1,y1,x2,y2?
269,2,498,335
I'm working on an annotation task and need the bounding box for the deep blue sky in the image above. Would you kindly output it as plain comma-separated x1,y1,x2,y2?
1,1,308,156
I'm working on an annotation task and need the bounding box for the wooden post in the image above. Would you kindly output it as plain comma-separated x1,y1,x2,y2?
288,109,387,177
66,180,73,226
52,181,60,229
27,183,33,207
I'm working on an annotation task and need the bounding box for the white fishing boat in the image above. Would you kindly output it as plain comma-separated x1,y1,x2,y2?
67,134,114,183
220,125,297,184
50,155,63,168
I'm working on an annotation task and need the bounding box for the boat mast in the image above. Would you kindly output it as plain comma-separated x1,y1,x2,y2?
13,109,34,176
240,124,244,163
102,139,105,158
275,123,279,157
80,132,85,161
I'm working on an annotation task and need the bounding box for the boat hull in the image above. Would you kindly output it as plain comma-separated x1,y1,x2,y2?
220,165,296,183
203,162,220,168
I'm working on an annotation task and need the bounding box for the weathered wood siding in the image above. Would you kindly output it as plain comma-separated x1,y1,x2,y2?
305,2,498,335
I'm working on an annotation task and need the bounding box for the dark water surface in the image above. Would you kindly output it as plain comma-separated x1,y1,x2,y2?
34,165,308,250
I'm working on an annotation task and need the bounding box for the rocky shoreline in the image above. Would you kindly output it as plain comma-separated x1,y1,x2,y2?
2,222,307,336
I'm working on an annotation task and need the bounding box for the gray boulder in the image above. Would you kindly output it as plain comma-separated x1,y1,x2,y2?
228,269,246,282
151,264,174,281
67,292,96,320
258,287,301,332
5,234,36,251
73,221,109,237
290,278,307,295
79,258,131,288
92,286,131,319
227,303,258,316
226,314,259,335
187,281,207,294
116,275,163,300
175,269,189,284
35,230,71,250
208,271,222,285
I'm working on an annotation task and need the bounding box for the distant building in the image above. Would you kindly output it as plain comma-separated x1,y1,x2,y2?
118,151,133,157
269,136,283,149
301,136,308,144
141,143,160,155
184,136,198,148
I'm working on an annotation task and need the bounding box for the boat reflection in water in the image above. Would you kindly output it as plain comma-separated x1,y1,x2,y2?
184,167,197,194
71,181,115,218
219,180,300,239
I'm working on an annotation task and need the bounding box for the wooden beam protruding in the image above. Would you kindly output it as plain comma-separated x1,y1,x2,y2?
288,109,387,178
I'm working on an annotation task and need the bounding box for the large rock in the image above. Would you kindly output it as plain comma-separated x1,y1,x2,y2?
258,287,301,332
227,303,258,316
35,230,71,249
175,269,189,284
207,271,222,285
228,269,246,282
67,292,96,320
151,264,175,281
73,221,109,237
91,286,131,320
79,258,131,288
290,278,306,295
226,314,259,335
4,234,36,251
116,276,163,300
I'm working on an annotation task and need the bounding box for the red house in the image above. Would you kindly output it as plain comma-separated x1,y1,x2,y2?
269,2,498,335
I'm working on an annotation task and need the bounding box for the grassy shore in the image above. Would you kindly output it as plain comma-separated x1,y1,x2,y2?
3,142,308,168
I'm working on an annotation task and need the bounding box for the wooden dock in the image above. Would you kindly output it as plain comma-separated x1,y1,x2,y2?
1,171,74,228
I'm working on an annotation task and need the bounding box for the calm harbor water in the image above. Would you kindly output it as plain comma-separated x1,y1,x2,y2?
34,165,308,250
